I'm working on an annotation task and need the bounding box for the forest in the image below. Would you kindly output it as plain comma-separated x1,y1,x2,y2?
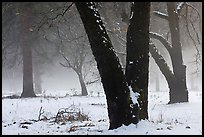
2,2,202,135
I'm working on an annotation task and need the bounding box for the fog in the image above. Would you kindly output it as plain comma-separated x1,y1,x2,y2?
2,2,202,96
2,62,81,95
2,49,202,96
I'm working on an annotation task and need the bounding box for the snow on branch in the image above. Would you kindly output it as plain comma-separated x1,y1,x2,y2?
149,32,172,54
114,50,126,56
149,42,175,83
153,11,168,20
177,2,185,14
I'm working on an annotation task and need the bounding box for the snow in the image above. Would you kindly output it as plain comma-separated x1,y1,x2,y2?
99,25,103,31
2,86,202,135
129,61,133,64
129,86,139,105
87,2,94,10
102,36,108,42
130,11,134,20
153,11,168,17
177,2,184,12
94,14,100,18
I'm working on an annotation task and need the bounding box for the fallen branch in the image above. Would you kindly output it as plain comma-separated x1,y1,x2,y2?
38,106,44,121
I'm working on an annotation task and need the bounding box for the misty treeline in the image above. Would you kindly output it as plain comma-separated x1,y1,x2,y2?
2,2,202,129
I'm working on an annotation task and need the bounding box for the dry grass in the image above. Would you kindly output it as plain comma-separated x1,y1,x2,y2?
54,104,89,124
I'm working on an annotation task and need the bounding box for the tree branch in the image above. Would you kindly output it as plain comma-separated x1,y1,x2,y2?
38,106,44,121
37,2,74,31
59,51,78,72
59,62,70,68
153,11,169,20
186,2,201,30
149,42,176,84
50,2,74,21
149,32,172,54
184,7,202,64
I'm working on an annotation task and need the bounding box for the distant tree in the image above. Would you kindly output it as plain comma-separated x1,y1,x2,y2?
150,2,190,103
2,3,37,97
2,2,67,96
18,3,36,97
2,2,21,69
43,20,91,96
36,2,93,96
58,32,90,96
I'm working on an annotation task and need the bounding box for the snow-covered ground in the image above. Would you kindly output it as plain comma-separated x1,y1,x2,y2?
2,87,202,135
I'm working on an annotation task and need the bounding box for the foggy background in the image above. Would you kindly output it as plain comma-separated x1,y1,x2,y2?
2,2,202,96
2,53,202,95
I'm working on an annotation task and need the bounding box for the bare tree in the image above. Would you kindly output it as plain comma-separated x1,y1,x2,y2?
58,33,90,96
150,2,190,103
17,3,37,97
2,3,50,97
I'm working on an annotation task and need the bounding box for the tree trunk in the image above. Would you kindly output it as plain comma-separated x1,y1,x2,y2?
75,2,132,129
167,2,188,103
21,42,35,97
20,6,36,98
77,72,88,96
125,2,150,120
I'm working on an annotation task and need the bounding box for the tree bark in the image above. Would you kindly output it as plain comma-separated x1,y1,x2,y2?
75,2,132,129
167,2,188,103
20,5,36,98
21,42,35,97
125,2,150,120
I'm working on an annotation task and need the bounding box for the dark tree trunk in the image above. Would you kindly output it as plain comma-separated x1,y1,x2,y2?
75,2,132,129
167,2,188,103
77,72,88,96
21,43,35,97
125,2,150,120
20,6,36,98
